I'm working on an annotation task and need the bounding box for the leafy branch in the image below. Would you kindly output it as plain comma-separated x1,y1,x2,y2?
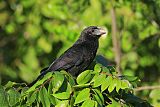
0,64,152,107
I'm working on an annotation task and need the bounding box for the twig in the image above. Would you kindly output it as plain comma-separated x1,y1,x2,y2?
35,77,53,92
134,85,160,91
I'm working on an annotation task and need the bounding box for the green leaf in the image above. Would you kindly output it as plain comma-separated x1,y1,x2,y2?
93,74,106,87
5,81,27,91
121,80,129,89
55,100,69,107
73,83,91,89
66,82,72,94
81,99,95,107
39,87,50,107
21,87,29,95
48,80,58,105
52,79,71,100
94,101,98,107
5,81,16,89
68,76,75,86
53,72,65,93
102,67,110,73
101,76,112,92
41,72,53,82
26,91,37,105
122,75,139,82
94,64,102,72
90,73,99,83
0,85,9,107
37,90,41,103
7,88,21,106
52,92,70,100
116,79,121,93
61,70,75,86
92,89,104,106
76,70,92,84
108,78,117,93
74,88,90,105
48,93,56,106
48,80,53,94
25,72,53,94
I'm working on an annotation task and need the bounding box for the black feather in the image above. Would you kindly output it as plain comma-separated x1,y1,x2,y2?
28,26,106,87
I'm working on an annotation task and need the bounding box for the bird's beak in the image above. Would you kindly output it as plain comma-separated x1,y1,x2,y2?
97,27,106,35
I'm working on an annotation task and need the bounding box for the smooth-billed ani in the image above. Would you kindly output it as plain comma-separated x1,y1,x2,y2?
29,26,106,86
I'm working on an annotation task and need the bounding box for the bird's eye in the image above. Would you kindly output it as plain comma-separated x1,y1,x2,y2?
91,29,94,32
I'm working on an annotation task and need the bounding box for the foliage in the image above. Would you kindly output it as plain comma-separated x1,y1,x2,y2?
0,64,151,107
0,0,160,106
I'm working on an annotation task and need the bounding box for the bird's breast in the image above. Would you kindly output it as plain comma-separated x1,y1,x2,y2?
84,43,98,60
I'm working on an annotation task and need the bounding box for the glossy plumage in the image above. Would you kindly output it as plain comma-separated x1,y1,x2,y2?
29,26,106,86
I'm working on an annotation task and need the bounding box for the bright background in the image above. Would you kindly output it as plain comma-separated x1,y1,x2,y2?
0,0,160,106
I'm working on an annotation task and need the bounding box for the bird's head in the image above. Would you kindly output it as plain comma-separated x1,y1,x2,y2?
81,26,106,40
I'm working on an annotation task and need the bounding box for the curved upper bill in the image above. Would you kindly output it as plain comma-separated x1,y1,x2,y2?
97,27,106,35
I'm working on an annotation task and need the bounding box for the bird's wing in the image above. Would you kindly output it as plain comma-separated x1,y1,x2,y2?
48,44,84,71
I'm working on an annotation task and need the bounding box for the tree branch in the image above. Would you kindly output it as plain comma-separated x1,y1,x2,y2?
110,1,122,75
134,85,160,91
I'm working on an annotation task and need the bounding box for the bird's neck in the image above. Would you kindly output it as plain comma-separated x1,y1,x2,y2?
79,34,99,42
84,34,100,40
76,37,99,45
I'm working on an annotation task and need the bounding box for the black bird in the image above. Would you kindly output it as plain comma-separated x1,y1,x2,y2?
29,26,106,86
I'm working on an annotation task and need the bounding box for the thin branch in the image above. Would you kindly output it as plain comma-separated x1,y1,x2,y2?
134,85,160,91
35,77,53,92
110,0,122,76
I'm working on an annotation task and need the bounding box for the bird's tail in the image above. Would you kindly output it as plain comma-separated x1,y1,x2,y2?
28,67,49,87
